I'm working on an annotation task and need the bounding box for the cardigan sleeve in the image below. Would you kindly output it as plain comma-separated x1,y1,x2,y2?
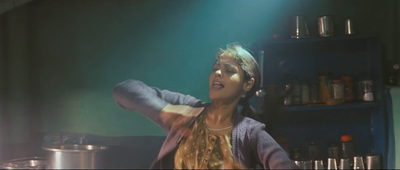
112,79,203,133
249,123,300,169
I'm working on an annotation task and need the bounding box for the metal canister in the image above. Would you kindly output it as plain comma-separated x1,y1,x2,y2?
43,144,108,169
357,79,374,102
0,157,46,169
345,19,354,35
318,16,334,37
366,153,382,169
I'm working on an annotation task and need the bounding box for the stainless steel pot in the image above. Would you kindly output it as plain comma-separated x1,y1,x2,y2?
0,157,46,169
43,144,108,169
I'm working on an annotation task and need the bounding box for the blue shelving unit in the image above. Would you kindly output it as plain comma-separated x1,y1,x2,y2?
251,35,389,168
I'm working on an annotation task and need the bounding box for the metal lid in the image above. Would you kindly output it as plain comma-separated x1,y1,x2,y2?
43,144,108,152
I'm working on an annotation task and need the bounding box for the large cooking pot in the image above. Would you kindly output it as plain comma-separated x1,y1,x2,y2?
43,144,108,169
0,157,46,169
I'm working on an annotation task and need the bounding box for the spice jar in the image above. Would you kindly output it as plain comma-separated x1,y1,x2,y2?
318,74,332,104
309,81,321,104
361,79,374,102
341,76,354,102
356,75,374,102
327,79,345,105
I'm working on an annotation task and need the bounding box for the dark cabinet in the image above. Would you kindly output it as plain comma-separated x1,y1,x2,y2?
250,35,389,168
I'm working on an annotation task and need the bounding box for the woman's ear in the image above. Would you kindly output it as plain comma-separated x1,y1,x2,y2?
243,78,255,92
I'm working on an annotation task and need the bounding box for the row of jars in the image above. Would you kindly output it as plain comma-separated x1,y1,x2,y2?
282,73,374,106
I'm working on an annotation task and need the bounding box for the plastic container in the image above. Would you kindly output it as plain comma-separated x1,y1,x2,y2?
356,75,374,102
361,80,374,101
319,74,332,104
340,135,355,160
327,79,345,105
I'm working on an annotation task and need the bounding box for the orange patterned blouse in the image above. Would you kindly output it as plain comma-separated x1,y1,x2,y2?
174,113,234,169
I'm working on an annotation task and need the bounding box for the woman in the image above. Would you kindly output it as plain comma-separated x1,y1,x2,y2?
112,43,299,169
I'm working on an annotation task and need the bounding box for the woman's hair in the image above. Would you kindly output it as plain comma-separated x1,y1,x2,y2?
216,42,261,117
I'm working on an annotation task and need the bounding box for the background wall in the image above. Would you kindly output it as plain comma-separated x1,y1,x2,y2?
390,87,400,169
0,0,399,165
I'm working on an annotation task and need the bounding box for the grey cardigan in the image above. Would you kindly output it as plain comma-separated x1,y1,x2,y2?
113,79,299,169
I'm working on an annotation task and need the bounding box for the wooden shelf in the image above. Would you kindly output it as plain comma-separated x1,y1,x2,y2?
254,35,378,46
283,101,381,112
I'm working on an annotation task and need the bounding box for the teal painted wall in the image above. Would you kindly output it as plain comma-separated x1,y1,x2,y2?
8,0,301,137
390,87,400,169
1,0,398,141
27,0,287,136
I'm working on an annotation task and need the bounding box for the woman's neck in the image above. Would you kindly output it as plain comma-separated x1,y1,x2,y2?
206,101,237,126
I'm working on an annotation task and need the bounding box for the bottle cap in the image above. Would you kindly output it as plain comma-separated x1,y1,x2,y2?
340,135,353,142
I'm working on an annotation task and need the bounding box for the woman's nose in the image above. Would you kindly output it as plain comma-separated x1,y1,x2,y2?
215,69,222,77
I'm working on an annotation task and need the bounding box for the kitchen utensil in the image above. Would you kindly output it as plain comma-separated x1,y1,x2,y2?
353,156,365,169
318,16,334,37
0,157,45,169
294,160,312,169
291,16,310,39
43,144,108,169
294,160,303,168
327,157,338,170
314,160,324,169
366,153,381,169
339,158,350,170
345,19,354,35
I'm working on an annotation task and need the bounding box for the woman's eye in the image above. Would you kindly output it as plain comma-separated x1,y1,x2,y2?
226,69,234,73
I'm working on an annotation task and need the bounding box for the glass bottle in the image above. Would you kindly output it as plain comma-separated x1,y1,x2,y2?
318,72,332,104
341,135,356,167
327,79,345,105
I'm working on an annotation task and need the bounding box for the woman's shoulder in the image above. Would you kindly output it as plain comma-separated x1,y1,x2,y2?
235,114,265,130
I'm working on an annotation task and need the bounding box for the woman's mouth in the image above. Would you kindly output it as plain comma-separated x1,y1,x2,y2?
212,81,224,89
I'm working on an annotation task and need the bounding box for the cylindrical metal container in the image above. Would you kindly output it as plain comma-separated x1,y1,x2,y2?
291,16,310,39
366,153,382,169
327,158,338,170
318,16,334,37
345,19,354,35
0,157,46,169
353,156,365,169
43,144,108,169
314,160,324,169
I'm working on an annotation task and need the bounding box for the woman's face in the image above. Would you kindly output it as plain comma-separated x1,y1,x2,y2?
209,53,251,103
